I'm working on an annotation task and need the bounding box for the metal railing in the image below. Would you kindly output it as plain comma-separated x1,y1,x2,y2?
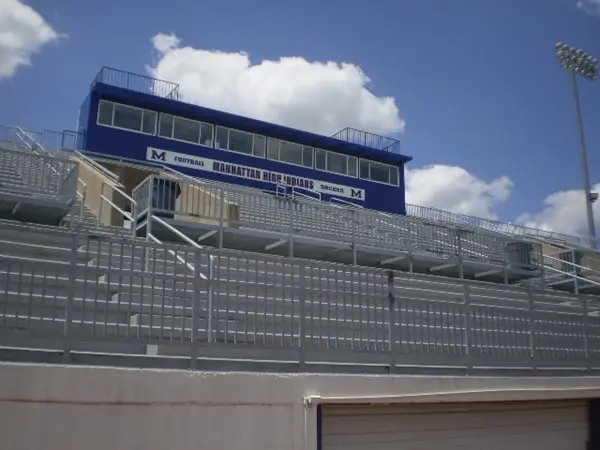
133,173,538,271
132,174,211,279
406,203,600,250
97,180,137,238
0,144,78,200
92,67,180,100
1,222,599,373
331,127,402,154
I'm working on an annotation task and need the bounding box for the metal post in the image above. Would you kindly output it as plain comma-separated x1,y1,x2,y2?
570,71,597,248
207,255,214,343
63,234,79,363
218,188,224,249
463,283,472,374
387,270,396,374
351,209,357,265
527,287,537,371
97,182,104,229
298,264,306,371
145,178,153,272
190,250,201,369
456,230,464,279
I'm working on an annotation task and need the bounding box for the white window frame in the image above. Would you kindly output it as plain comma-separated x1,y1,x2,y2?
216,126,267,160
358,159,400,186
96,100,157,136
274,139,311,169
159,113,214,148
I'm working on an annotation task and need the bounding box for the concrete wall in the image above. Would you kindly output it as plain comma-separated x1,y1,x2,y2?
2,364,600,450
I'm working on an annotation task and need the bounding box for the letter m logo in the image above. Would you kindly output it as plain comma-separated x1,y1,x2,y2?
150,149,166,162
351,188,363,200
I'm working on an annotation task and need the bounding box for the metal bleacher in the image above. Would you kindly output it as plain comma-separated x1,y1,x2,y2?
2,126,600,375
135,168,543,284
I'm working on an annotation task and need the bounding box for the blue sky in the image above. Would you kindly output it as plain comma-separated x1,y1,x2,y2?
1,0,599,235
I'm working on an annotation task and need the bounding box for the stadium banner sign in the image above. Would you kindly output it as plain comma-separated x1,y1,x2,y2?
146,147,366,201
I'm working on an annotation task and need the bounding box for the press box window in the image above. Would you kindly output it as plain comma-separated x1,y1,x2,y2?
302,146,313,168
315,149,326,170
279,141,303,166
267,138,279,160
347,156,358,177
253,135,266,157
159,114,174,138
369,161,390,184
215,126,229,149
200,123,214,146
359,159,369,180
228,129,254,155
98,101,156,135
97,101,113,126
160,114,213,146
327,152,347,175
173,116,200,144
390,166,399,185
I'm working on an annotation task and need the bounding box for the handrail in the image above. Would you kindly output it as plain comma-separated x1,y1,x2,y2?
15,127,63,178
148,215,209,280
98,180,137,238
544,253,600,278
539,262,600,290
74,149,122,187
146,232,197,274
330,197,363,209
292,187,321,202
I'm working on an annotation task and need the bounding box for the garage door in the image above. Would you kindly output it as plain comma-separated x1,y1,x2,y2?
321,400,587,450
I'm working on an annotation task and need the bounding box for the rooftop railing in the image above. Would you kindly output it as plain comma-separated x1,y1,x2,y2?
92,67,180,101
331,127,402,154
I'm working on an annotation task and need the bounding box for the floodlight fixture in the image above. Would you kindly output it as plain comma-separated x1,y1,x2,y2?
555,42,598,80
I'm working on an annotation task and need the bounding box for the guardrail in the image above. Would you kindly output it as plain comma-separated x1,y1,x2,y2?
0,224,599,374
92,66,180,100
331,127,402,154
406,203,599,250
0,144,78,198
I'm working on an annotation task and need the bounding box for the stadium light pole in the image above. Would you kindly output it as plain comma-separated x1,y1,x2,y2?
555,42,599,249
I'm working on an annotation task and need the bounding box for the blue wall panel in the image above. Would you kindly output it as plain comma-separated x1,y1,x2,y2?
77,93,91,150
90,83,412,167
83,88,408,215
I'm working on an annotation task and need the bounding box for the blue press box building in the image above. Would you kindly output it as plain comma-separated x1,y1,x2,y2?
77,68,412,215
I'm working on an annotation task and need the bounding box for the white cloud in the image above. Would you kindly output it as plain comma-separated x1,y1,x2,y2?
0,0,59,80
516,183,600,236
405,165,513,219
577,0,600,15
148,33,405,136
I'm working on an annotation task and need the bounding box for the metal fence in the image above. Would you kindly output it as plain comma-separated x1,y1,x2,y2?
0,223,598,373
406,203,599,249
331,127,402,154
92,67,180,100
